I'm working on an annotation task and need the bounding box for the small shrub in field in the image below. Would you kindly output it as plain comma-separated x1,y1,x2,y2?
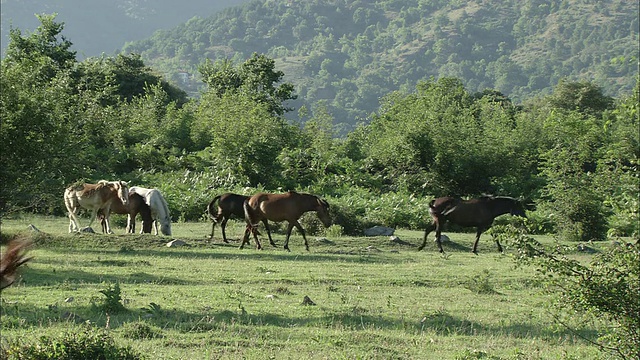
93,282,127,314
121,321,163,340
3,328,143,359
465,269,498,295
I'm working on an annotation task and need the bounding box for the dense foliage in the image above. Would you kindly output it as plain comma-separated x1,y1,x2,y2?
500,223,640,360
1,16,638,243
121,0,639,131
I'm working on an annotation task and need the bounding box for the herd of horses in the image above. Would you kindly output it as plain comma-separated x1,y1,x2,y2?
62,180,527,254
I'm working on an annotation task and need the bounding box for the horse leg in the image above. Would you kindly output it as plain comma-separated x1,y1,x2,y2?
283,222,296,252
102,209,114,234
493,229,504,253
293,221,309,251
263,220,276,247
240,226,250,249
252,227,262,250
472,227,487,254
221,218,230,243
433,219,446,253
86,209,98,230
153,220,159,235
68,210,80,233
127,213,135,234
418,223,436,251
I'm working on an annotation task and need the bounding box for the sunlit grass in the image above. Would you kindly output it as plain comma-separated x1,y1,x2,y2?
1,215,605,359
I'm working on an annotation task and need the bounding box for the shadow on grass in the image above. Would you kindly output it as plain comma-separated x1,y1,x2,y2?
0,301,599,345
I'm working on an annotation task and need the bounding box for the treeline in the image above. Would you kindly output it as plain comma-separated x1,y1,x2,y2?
1,16,638,241
123,0,639,130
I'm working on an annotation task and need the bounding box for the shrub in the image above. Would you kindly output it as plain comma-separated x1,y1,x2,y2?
503,223,639,360
93,282,127,314
121,321,163,340
3,328,143,360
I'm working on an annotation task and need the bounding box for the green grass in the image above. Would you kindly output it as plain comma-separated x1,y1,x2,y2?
1,214,606,359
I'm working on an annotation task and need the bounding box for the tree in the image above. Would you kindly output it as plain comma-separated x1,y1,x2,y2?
548,79,615,116
198,53,297,116
193,91,297,187
5,14,76,70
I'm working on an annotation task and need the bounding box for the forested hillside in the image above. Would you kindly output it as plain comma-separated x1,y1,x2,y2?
122,0,639,129
0,0,249,58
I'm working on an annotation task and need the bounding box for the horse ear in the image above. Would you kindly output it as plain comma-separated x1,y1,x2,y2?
319,198,329,208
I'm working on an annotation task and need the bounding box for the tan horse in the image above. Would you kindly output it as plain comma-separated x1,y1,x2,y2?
64,180,129,233
242,191,331,251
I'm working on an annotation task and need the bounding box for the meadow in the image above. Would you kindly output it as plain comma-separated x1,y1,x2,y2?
0,214,605,359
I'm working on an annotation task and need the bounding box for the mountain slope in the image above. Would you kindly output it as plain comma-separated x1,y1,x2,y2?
124,0,637,128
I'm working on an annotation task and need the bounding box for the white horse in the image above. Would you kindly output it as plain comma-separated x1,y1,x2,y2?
64,180,129,234
129,186,172,236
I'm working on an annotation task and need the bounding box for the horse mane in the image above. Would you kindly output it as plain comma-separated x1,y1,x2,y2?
157,192,171,222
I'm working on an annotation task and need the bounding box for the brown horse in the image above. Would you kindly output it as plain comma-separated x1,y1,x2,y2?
0,240,32,291
207,193,274,245
98,192,153,234
418,196,527,254
242,191,331,251
64,180,129,233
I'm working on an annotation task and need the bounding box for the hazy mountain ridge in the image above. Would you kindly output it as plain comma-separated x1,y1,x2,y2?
0,0,249,58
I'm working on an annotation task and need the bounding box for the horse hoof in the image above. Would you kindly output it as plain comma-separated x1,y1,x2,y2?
417,246,424,251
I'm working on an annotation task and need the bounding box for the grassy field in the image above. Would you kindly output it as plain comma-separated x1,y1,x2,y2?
0,214,606,359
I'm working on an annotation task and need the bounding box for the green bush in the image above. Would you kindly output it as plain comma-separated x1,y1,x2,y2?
121,321,163,340
3,328,143,360
504,224,640,360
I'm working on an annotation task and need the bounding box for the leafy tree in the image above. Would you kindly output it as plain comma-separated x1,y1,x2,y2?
198,53,297,116
193,91,297,187
4,14,76,70
548,79,615,116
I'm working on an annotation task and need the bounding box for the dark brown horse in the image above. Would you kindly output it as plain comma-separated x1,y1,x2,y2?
242,191,331,251
207,193,274,245
418,196,527,254
98,192,153,234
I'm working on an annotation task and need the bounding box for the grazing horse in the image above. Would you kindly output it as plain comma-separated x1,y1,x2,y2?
418,196,527,254
129,186,172,236
64,180,129,234
242,191,331,251
98,192,153,234
207,193,274,245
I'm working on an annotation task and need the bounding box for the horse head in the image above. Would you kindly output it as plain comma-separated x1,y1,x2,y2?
510,199,527,218
315,197,332,228
114,181,130,207
160,219,172,236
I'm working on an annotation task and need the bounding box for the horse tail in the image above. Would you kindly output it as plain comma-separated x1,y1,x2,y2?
243,198,257,226
207,195,222,221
